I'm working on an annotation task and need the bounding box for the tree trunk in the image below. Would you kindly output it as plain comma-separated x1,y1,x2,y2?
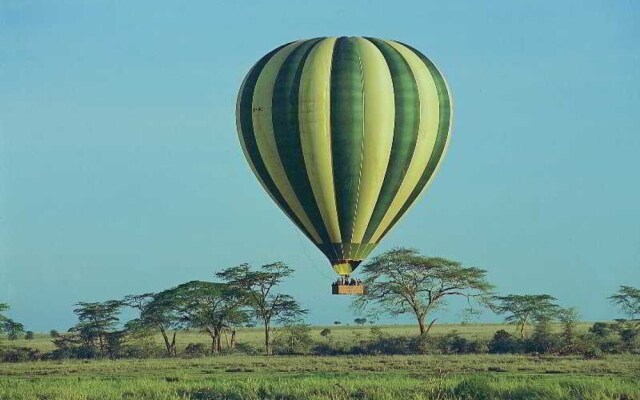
425,319,438,334
170,332,177,357
159,327,173,357
216,333,222,353
207,328,218,355
230,330,236,350
98,334,105,356
417,316,426,335
264,324,272,356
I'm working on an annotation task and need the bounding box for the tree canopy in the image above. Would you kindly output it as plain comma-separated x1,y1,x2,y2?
353,248,494,335
217,262,307,355
491,294,560,338
154,281,248,354
609,285,640,321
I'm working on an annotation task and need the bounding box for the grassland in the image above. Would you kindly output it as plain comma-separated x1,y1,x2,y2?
0,354,638,399
1,323,638,399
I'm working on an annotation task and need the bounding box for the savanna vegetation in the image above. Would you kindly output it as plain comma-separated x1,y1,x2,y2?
1,248,638,399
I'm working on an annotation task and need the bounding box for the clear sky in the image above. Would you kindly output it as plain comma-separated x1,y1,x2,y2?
1,1,639,331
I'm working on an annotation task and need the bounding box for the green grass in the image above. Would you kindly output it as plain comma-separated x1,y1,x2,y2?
5,322,596,353
0,355,638,399
2,323,636,399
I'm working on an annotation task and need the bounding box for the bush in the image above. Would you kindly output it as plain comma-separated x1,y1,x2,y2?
319,328,332,338
488,330,522,354
581,343,604,360
527,318,560,354
121,337,164,359
361,335,413,355
234,342,260,355
49,329,60,338
274,325,315,355
24,331,35,340
612,321,640,351
183,343,208,358
429,331,487,354
1,347,41,362
467,338,489,354
589,322,612,337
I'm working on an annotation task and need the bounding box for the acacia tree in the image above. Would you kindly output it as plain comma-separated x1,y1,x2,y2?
353,248,494,335
492,294,560,338
217,263,307,355
557,307,580,352
163,281,248,354
609,286,640,321
72,300,122,356
122,293,179,357
609,285,640,349
0,303,24,340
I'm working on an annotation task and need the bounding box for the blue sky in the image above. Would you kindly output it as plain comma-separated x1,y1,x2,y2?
1,1,638,331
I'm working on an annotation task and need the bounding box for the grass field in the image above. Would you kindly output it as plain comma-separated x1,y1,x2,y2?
1,323,638,399
0,354,638,399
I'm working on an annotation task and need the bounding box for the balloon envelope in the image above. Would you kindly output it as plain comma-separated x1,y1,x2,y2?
236,37,452,275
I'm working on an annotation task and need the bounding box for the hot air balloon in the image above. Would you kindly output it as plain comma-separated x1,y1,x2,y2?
236,37,452,293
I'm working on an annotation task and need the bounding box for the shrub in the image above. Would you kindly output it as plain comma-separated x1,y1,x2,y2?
319,328,332,338
589,322,612,337
527,317,559,354
413,334,437,355
488,330,522,354
49,329,60,338
361,335,413,355
581,343,604,360
467,338,489,354
184,343,208,358
437,331,468,354
24,331,35,340
273,324,314,355
121,337,163,359
0,347,41,362
234,342,260,355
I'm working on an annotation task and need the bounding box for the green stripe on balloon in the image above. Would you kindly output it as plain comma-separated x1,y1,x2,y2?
330,37,365,244
271,38,331,245
238,43,315,242
361,37,421,244
378,41,451,240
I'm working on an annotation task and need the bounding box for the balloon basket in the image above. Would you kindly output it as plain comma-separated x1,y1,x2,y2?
331,283,364,295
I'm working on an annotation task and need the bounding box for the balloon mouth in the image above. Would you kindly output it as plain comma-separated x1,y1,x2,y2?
332,260,362,276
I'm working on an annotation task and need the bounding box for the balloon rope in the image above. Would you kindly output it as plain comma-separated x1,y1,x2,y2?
295,230,332,280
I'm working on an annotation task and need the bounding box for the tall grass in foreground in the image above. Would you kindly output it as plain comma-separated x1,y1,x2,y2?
0,374,638,400
0,355,638,400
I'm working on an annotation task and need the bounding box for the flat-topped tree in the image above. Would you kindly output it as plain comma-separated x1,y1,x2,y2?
492,294,560,338
72,300,122,356
352,248,494,336
609,285,640,350
0,303,24,341
609,285,640,322
217,263,307,355
159,281,248,354
122,293,178,357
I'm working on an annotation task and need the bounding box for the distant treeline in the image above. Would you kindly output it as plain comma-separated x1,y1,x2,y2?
1,248,638,362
